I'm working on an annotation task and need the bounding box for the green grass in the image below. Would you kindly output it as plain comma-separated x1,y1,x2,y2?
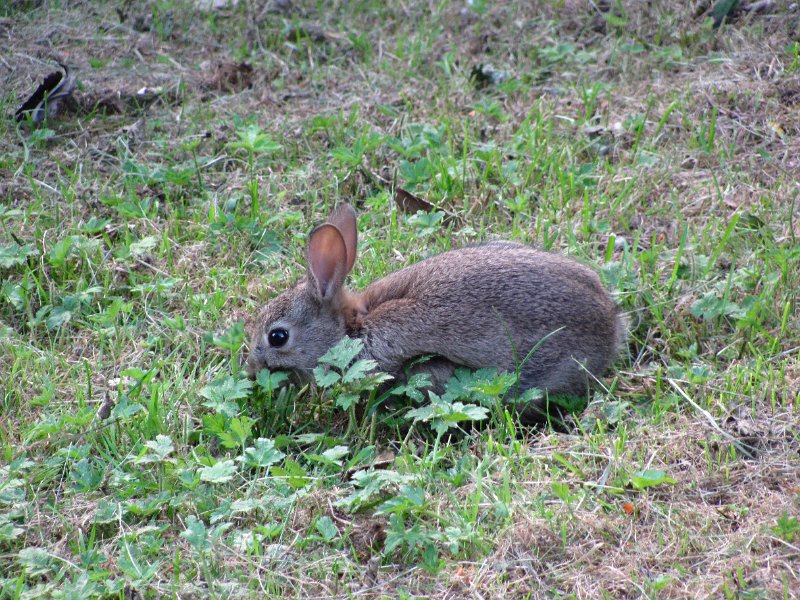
1,1,799,598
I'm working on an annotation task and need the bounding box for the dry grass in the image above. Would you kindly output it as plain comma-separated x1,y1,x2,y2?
1,1,799,598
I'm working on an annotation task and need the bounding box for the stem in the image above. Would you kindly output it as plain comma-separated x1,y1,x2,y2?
249,150,259,219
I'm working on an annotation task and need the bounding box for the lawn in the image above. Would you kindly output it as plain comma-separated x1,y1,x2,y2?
1,1,799,598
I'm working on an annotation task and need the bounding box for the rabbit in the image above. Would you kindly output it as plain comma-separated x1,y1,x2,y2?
246,203,626,421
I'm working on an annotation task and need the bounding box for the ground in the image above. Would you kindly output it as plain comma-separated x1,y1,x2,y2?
1,0,799,598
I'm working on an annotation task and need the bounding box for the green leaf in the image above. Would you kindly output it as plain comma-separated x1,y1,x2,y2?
334,392,360,411
129,277,180,295
1,280,27,310
294,432,324,444
315,516,338,542
70,458,104,492
270,459,311,488
384,513,425,554
46,304,74,329
229,498,261,517
344,445,376,470
177,468,200,490
389,372,432,402
0,242,37,269
198,459,237,483
0,521,23,542
94,499,121,524
308,444,350,467
467,371,517,398
205,400,240,419
407,210,445,236
331,145,363,169
0,205,24,221
441,368,502,402
377,485,426,514
342,358,379,383
202,413,227,437
147,434,175,458
551,482,573,504
227,124,282,154
47,236,100,268
406,398,489,434
200,376,253,402
772,512,800,542
124,492,170,517
210,321,246,353
629,469,676,490
137,434,175,464
313,367,340,387
181,515,210,551
605,12,627,27
405,404,435,422
322,445,350,463
255,369,289,393
317,336,364,370
81,216,111,233
29,127,55,145
111,395,144,419
53,573,98,598
690,291,742,322
421,542,442,573
217,416,254,449
117,541,159,583
17,547,56,577
337,469,410,510
516,386,544,406
129,236,159,257
399,157,433,186
200,376,252,417
45,291,98,329
711,0,739,27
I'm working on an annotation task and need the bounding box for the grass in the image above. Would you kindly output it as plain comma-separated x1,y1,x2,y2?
1,0,799,598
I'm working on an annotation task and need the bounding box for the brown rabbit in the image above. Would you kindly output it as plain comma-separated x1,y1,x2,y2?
247,204,626,421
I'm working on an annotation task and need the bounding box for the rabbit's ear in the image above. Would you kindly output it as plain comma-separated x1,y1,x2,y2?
328,204,357,274
307,224,348,301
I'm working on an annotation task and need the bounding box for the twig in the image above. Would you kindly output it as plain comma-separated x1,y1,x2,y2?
741,0,775,13
667,378,756,459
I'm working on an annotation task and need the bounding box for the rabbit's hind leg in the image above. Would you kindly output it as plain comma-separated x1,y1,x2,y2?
402,356,460,395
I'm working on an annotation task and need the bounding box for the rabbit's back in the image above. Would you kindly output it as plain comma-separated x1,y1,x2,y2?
354,242,623,399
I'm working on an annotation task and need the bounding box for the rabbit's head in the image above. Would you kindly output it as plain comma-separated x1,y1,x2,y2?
246,205,359,380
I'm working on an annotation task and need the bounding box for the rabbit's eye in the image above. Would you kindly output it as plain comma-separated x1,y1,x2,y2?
268,328,289,348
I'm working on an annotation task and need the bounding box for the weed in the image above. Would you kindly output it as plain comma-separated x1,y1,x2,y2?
1,1,798,598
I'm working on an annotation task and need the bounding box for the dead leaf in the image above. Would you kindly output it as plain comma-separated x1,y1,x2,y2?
15,63,76,124
394,188,436,214
96,391,114,420
347,450,395,478
205,61,255,93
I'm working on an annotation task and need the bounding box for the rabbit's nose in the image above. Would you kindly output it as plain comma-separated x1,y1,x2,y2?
245,345,266,377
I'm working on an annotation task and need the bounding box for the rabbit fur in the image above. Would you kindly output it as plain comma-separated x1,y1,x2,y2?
247,204,626,419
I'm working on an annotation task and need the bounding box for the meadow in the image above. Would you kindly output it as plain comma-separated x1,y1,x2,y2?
1,1,799,597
